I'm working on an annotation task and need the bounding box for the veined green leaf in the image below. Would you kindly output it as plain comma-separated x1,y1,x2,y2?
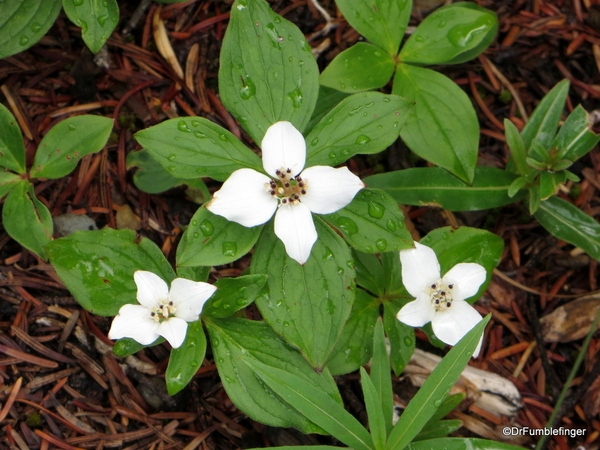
534,196,600,260
385,316,490,450
400,3,497,65
0,171,20,198
134,117,263,182
306,92,413,167
521,79,569,151
360,367,386,450
393,65,478,183
251,218,355,369
166,321,207,395
383,298,415,375
406,437,525,450
243,355,375,450
365,167,523,211
218,0,319,143
0,104,26,173
46,228,176,316
370,319,393,435
62,0,119,53
320,42,395,93
335,0,412,55
0,0,62,59
322,188,413,253
31,115,113,179
201,275,267,319
205,317,342,434
554,105,600,161
3,179,53,259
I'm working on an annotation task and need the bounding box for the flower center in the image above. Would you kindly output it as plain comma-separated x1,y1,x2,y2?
427,280,455,312
150,299,176,322
265,167,309,205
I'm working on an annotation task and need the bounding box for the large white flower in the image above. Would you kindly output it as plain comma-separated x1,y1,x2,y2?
206,121,364,265
397,242,486,357
108,271,217,349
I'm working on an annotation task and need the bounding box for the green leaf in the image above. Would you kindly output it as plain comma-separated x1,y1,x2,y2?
354,251,386,297
46,228,176,316
243,356,375,450
534,195,600,260
307,86,350,132
0,0,62,59
134,117,263,182
0,171,20,198
251,217,355,369
504,119,529,176
383,299,414,375
508,176,528,198
406,437,526,450
126,149,188,194
62,0,119,54
360,367,386,450
112,337,164,357
554,105,600,161
201,275,267,318
365,167,523,211
0,104,26,173
528,184,541,215
393,64,479,183
413,420,463,441
165,321,207,395
176,206,262,266
380,251,404,295
335,0,412,55
176,266,210,282
306,92,413,167
218,0,319,143
247,447,348,450
424,392,464,424
320,42,396,93
421,227,504,300
323,188,413,253
3,180,52,259
30,115,113,179
400,3,497,65
370,319,393,435
386,315,490,450
205,317,343,434
521,79,569,151
539,170,566,200
326,289,379,376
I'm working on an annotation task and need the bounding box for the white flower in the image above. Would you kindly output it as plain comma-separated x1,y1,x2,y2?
206,121,364,265
397,242,486,357
108,271,217,349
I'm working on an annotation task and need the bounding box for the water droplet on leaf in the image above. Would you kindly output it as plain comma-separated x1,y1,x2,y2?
199,220,213,236
368,202,385,218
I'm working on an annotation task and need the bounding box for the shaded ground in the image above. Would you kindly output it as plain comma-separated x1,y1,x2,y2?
1,0,600,449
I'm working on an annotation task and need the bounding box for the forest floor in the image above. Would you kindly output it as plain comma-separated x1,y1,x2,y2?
0,0,600,449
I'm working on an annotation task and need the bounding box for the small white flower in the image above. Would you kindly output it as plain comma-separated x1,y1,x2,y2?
108,271,217,349
396,242,486,357
206,121,364,265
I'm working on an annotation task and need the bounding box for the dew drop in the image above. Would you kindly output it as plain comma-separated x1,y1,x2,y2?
337,217,358,235
167,154,176,161
368,202,385,218
404,336,413,346
218,134,228,141
311,137,319,146
414,35,424,42
283,321,290,327
80,20,88,33
191,120,200,127
191,220,198,226
355,134,371,145
434,398,443,407
386,219,397,231
199,219,214,236
97,14,108,27
322,248,334,261
383,97,391,103
222,242,237,257
328,151,336,159
178,120,191,133
236,298,248,306
288,88,303,108
73,0,84,5
376,238,388,251
212,299,222,308
194,131,207,139
438,20,447,28
68,124,76,131
30,22,42,32
222,302,231,310
190,360,198,367
212,338,220,347
239,76,256,100
19,35,29,46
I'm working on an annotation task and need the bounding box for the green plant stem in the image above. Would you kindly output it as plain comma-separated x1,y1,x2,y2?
534,305,600,450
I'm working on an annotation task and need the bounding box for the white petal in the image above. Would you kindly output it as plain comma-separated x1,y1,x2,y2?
300,166,365,214
396,292,436,327
108,304,160,345
261,121,306,177
443,263,487,302
400,242,441,298
431,301,483,356
134,271,169,309
274,203,317,265
170,278,217,322
207,168,278,227
157,317,189,348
